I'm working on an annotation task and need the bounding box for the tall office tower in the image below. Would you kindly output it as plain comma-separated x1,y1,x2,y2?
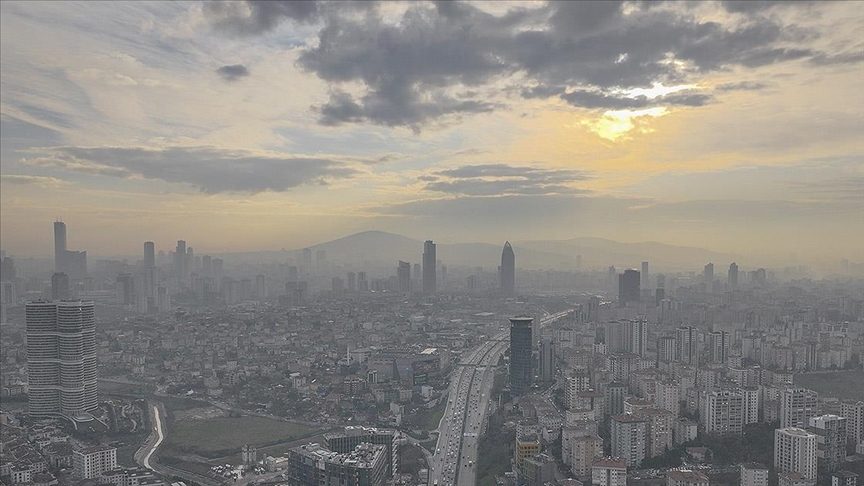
202,255,212,276
54,221,67,272
708,331,730,364
607,265,617,290
657,336,677,363
51,273,70,300
27,300,98,419
316,249,326,266
700,389,744,436
509,316,534,396
0,257,15,281
676,326,699,366
809,415,847,472
611,414,648,468
781,388,819,429
704,262,714,287
347,272,356,292
143,242,155,268
422,240,436,294
641,261,649,289
539,338,555,383
500,241,515,296
174,240,186,285
626,316,648,357
840,401,864,446
618,269,640,307
741,463,769,486
775,428,818,483
302,248,312,266
255,275,266,299
397,261,411,294
728,262,739,289
591,458,627,486
186,247,194,275
357,271,368,292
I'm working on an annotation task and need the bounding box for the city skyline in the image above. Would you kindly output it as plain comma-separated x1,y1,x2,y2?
1,1,862,263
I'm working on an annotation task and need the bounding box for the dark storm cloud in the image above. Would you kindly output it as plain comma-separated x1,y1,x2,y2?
21,146,358,194
216,64,250,81
422,164,590,196
208,1,849,128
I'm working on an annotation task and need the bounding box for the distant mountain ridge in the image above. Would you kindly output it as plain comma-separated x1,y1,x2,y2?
284,230,735,271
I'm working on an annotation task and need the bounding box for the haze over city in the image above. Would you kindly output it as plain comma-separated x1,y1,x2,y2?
2,3,864,486
1,1,862,267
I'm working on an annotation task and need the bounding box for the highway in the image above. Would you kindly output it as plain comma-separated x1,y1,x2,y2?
141,404,164,470
429,310,572,486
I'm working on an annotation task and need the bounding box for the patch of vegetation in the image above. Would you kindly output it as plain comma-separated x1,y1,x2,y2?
477,410,515,486
793,371,864,401
166,416,320,458
399,444,429,478
690,422,777,467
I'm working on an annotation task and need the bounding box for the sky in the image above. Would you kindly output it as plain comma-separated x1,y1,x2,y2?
1,1,862,265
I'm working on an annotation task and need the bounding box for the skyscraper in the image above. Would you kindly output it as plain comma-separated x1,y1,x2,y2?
422,240,436,294
27,300,98,419
539,337,555,383
500,241,515,296
54,221,67,272
775,428,818,483
509,316,533,396
397,261,411,294
641,261,649,289
704,262,714,288
143,242,155,268
175,240,187,286
728,262,739,289
676,326,699,366
618,269,640,307
51,272,70,300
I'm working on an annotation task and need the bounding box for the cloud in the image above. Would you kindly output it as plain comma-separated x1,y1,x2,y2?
421,164,590,196
271,1,836,127
559,89,713,110
0,174,68,188
20,146,359,194
216,64,250,81
715,81,769,91
203,0,319,36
